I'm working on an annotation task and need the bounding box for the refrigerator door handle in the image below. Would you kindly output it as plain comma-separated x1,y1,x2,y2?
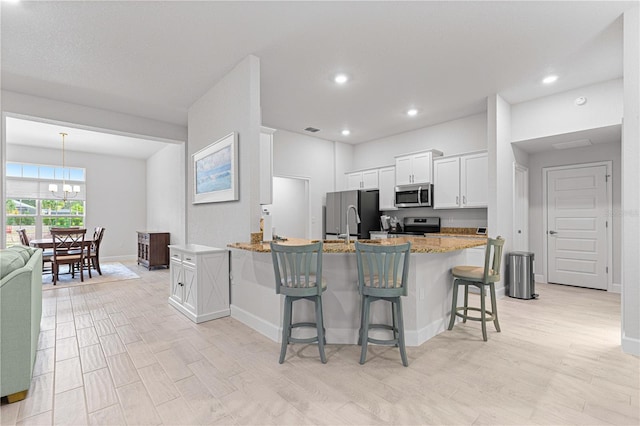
418,186,422,206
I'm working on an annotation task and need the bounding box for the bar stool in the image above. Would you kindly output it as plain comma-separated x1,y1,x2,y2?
270,241,327,364
447,236,505,341
355,241,411,367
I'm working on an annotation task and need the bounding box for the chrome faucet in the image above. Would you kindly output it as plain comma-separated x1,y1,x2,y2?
345,204,361,244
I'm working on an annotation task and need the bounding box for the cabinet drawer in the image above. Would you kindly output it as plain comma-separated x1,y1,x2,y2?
170,251,182,262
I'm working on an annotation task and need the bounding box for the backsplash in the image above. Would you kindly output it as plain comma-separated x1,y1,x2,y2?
381,207,487,229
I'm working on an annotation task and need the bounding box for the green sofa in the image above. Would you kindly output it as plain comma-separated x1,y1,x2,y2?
0,245,42,403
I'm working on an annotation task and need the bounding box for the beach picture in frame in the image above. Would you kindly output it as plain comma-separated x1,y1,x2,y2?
193,132,238,204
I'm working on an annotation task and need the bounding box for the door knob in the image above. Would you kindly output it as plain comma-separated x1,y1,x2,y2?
549,230,558,235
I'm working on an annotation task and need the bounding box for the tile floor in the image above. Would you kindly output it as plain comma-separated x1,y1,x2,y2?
1,262,638,425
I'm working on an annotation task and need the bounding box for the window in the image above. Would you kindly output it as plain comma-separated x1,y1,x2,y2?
5,162,86,246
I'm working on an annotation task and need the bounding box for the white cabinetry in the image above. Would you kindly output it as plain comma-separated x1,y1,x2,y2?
378,166,397,210
168,244,230,323
433,152,488,209
259,126,276,205
395,150,443,186
346,169,378,190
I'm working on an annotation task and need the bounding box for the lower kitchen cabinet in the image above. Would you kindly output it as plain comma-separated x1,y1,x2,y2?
168,244,230,323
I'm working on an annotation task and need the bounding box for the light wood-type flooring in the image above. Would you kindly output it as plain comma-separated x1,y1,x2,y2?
1,262,638,425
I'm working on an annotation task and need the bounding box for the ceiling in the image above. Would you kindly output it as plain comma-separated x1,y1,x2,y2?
512,124,621,154
4,116,171,160
1,1,636,151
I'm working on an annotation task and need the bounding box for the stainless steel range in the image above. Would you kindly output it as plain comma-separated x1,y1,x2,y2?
390,217,441,236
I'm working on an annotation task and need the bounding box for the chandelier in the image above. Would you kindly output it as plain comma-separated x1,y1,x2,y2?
48,132,80,202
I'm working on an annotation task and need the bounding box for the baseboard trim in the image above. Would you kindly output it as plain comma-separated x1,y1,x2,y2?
230,304,280,342
535,274,544,283
622,332,640,356
609,282,622,293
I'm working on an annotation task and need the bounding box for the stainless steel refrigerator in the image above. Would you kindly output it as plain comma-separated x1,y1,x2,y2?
325,190,380,240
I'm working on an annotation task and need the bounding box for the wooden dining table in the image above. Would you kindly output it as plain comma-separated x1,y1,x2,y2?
29,237,95,250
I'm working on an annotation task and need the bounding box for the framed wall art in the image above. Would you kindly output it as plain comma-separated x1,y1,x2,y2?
193,132,238,204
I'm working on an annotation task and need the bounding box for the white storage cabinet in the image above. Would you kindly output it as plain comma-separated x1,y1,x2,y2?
259,126,276,205
168,244,230,323
346,169,379,190
433,152,488,209
395,150,443,186
378,166,397,210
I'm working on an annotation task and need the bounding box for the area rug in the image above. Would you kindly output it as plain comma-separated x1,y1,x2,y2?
42,262,140,291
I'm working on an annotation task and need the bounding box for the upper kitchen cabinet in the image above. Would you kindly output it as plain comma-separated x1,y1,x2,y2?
433,151,488,209
259,126,276,205
395,149,443,186
378,166,397,210
346,169,379,190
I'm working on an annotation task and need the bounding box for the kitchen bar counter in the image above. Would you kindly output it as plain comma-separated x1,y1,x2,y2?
228,234,492,348
227,235,485,253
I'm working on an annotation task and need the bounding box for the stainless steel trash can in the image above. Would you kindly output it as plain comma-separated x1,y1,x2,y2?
508,252,537,299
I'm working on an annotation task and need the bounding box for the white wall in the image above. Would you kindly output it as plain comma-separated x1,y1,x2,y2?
1,90,187,143
527,142,621,284
511,79,623,142
622,6,640,355
487,94,515,293
352,113,487,171
271,129,343,239
147,143,186,245
187,56,261,249
6,144,146,260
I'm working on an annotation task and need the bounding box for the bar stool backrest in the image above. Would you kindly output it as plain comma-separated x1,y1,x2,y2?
270,241,324,297
355,241,411,297
482,237,505,284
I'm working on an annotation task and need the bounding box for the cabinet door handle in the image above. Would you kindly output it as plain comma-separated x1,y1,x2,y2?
178,282,184,287
463,195,466,205
456,196,459,205
185,257,192,261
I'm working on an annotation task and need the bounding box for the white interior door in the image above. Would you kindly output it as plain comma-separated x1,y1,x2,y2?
268,176,309,239
513,163,529,251
546,165,608,289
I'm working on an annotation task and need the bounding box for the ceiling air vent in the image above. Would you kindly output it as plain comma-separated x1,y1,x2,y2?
304,127,320,133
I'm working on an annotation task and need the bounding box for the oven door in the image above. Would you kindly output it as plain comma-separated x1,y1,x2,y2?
394,185,431,207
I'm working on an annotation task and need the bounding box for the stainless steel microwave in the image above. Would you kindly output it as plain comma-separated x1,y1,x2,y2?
394,184,432,208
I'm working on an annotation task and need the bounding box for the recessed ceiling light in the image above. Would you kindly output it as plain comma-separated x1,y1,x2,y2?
334,73,349,84
542,75,558,84
341,129,351,136
407,108,419,117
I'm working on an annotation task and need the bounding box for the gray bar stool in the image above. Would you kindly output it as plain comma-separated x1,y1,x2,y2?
355,241,411,367
447,236,505,341
270,241,327,364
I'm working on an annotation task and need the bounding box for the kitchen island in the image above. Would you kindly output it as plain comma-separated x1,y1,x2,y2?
228,235,486,346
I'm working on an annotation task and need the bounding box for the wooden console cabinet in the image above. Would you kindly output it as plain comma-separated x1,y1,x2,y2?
137,231,170,269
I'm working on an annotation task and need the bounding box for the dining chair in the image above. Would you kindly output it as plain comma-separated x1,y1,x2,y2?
19,228,53,272
355,241,411,367
447,236,505,341
270,241,327,364
17,229,29,246
51,228,88,285
88,227,105,275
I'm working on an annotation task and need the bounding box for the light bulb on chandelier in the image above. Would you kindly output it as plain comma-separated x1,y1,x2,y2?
49,132,80,202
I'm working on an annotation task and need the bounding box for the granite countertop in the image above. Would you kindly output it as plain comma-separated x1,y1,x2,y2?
228,235,486,254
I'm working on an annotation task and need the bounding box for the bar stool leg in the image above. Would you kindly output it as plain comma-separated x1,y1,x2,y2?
480,286,487,342
391,301,398,346
357,296,364,346
395,297,408,367
315,295,327,363
279,296,292,364
359,296,371,365
448,278,459,330
490,283,501,332
463,284,469,323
